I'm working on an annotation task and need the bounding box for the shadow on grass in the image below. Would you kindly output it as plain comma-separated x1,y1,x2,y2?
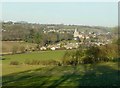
77,65,120,86
2,63,120,87
48,64,120,87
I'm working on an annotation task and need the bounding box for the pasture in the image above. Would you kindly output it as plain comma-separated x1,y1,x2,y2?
1,48,120,87
2,50,66,76
2,50,66,63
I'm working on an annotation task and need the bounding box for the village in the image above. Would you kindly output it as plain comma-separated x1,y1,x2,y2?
40,28,112,51
2,2,119,87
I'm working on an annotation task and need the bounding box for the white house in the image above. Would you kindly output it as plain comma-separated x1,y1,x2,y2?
51,47,56,50
40,46,47,50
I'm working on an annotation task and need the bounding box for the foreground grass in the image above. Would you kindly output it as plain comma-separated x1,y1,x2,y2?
2,50,120,87
2,62,120,87
2,64,44,76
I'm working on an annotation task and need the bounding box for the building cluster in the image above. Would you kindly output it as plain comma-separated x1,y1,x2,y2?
73,29,90,40
40,43,79,51
40,28,112,51
43,28,74,34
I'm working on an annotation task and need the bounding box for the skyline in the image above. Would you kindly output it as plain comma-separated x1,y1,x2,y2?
2,2,118,27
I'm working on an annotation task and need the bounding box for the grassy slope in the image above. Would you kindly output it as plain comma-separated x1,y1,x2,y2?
2,62,120,86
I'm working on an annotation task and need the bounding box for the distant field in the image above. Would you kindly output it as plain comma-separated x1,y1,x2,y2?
3,50,66,63
2,41,37,54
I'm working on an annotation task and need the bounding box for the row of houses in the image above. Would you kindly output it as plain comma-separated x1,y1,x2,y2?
40,43,79,51
43,29,72,34
40,40,110,51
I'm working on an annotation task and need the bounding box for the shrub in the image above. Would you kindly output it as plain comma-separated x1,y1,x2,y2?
62,50,80,66
12,45,18,54
43,60,58,66
0,58,5,60
62,51,73,65
23,44,119,66
10,61,20,65
24,60,60,66
20,46,26,53
24,60,31,65
62,44,119,65
82,56,96,64
24,60,41,65
86,46,100,60
99,44,118,61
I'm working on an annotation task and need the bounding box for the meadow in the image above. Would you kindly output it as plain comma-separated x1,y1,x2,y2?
2,50,66,75
1,50,120,87
3,50,66,63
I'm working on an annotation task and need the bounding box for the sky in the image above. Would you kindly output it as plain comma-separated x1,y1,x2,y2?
2,2,118,27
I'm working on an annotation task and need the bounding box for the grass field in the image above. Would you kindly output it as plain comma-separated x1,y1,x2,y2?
2,49,120,87
2,62,120,87
2,50,66,63
2,50,66,75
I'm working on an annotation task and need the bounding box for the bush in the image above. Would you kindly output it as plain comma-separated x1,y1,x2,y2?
20,46,26,53
0,58,5,60
24,60,41,65
10,61,20,65
99,44,118,61
62,50,81,66
86,46,100,60
82,56,96,64
62,51,73,65
62,44,118,65
24,60,60,66
12,46,18,54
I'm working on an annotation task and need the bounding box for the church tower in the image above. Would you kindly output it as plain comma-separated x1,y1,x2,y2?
74,28,79,40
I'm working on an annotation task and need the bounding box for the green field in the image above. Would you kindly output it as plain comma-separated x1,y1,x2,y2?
2,50,120,87
2,50,66,75
3,50,66,63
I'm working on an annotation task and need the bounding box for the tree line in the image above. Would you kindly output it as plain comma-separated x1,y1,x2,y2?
62,44,119,65
2,22,73,46
24,29,73,46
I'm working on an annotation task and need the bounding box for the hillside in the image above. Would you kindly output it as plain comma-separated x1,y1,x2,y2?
2,21,114,41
